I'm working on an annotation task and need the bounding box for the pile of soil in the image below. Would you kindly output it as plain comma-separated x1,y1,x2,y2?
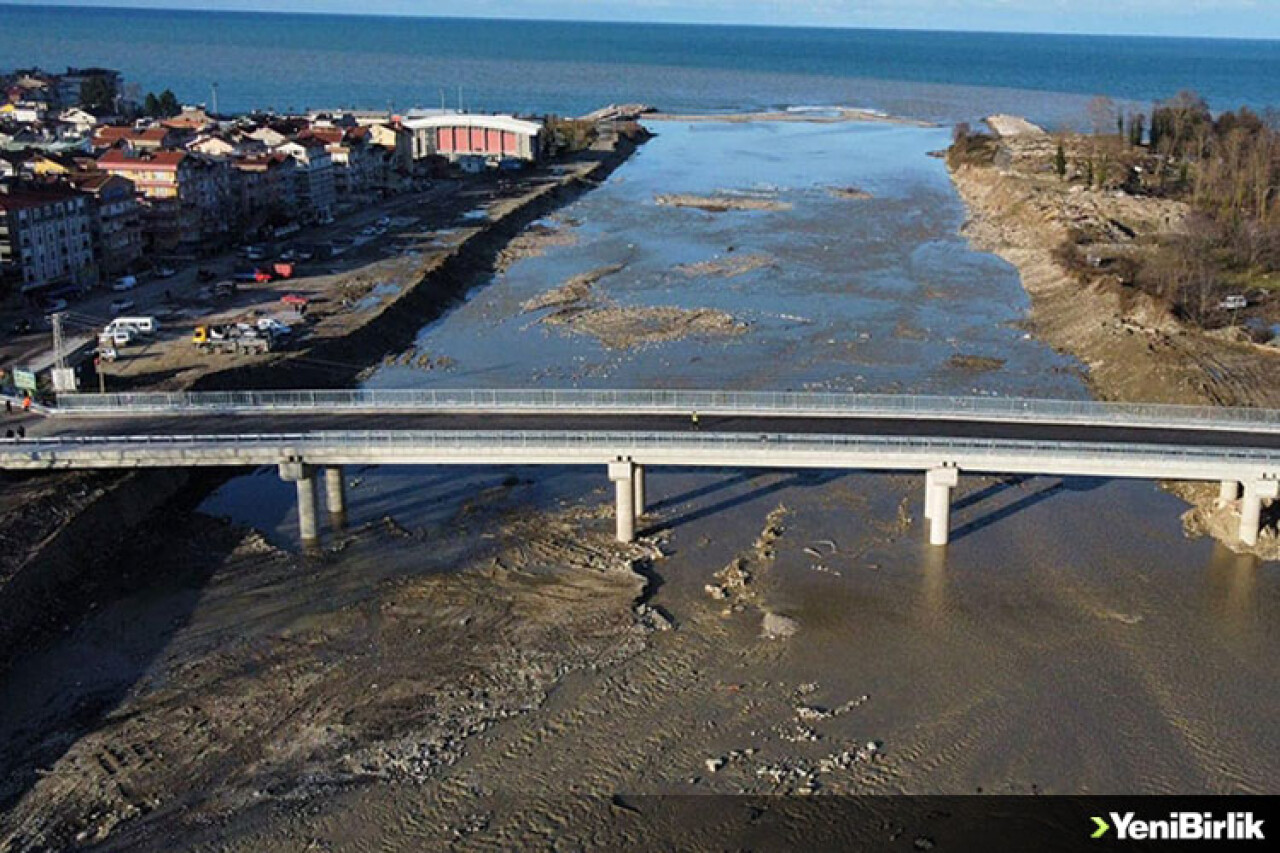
674,253,774,279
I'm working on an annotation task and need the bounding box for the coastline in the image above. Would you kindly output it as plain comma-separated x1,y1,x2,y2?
947,129,1280,557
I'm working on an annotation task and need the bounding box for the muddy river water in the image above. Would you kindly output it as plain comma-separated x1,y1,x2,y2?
4,120,1279,850
211,119,1280,790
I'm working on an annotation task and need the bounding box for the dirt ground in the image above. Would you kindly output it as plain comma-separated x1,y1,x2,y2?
0,498,666,851
521,262,748,350
655,193,793,213
949,120,1280,557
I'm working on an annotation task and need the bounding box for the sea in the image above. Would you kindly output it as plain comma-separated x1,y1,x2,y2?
2,4,1279,127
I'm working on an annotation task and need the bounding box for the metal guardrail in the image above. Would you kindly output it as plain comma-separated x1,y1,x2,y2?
52,389,1280,427
53,388,1280,434
6,429,1280,467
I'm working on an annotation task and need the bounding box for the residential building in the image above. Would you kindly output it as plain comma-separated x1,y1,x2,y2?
307,126,376,197
70,171,143,279
93,124,183,152
0,180,96,294
187,133,237,158
231,152,295,227
56,67,122,111
98,148,231,253
367,121,414,175
59,106,101,137
277,137,335,219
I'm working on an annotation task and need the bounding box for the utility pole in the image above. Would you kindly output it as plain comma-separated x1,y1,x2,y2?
50,311,78,394
458,85,464,114
51,312,66,372
211,82,219,116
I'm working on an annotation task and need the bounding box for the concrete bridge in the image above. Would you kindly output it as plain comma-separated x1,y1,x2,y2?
6,389,1280,550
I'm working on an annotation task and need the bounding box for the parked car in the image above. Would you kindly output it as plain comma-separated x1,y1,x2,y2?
11,319,32,335
112,275,138,291
155,266,177,279
109,298,136,313
97,346,119,363
1219,294,1248,310
213,281,238,299
256,317,292,336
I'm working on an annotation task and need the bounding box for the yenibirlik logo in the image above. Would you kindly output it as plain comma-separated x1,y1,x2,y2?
1091,812,1265,841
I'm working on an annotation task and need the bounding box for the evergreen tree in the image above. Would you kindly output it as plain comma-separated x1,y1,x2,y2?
143,92,160,117
157,89,180,117
1054,141,1068,179
79,76,116,113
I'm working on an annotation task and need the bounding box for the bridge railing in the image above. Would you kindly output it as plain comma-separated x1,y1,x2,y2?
8,428,1280,467
52,388,1280,432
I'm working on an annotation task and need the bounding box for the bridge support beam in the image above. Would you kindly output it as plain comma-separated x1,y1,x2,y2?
279,461,320,551
1219,480,1241,505
325,466,347,529
1239,480,1279,547
634,465,647,517
925,467,959,547
609,460,636,543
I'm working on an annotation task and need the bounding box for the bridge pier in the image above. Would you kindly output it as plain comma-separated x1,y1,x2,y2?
925,467,958,546
1239,480,1279,546
609,460,636,543
1219,480,1241,505
279,461,320,551
325,466,347,529
634,465,647,517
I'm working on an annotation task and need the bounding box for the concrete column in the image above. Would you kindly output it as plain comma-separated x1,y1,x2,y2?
325,466,347,529
634,465,647,517
925,467,959,547
1219,480,1241,504
609,460,636,543
280,461,320,550
1239,480,1279,547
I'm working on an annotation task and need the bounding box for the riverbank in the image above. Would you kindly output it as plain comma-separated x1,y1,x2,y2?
948,118,1280,557
0,123,652,663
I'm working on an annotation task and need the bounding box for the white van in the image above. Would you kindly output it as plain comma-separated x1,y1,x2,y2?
99,328,135,347
106,316,159,335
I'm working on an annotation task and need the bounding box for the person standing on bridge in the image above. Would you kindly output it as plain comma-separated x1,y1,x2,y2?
691,410,700,430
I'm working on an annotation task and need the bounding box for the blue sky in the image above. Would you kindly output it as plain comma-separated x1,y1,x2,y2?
7,0,1279,39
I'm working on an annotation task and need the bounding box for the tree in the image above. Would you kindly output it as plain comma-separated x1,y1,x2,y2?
1054,140,1068,179
142,89,181,118
157,89,180,118
79,75,116,113
1127,112,1145,148
1087,96,1119,137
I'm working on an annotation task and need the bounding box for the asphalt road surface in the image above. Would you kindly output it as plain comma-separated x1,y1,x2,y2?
19,411,1280,453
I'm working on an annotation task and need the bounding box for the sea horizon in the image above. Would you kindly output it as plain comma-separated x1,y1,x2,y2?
7,3,1280,43
3,4,1280,127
